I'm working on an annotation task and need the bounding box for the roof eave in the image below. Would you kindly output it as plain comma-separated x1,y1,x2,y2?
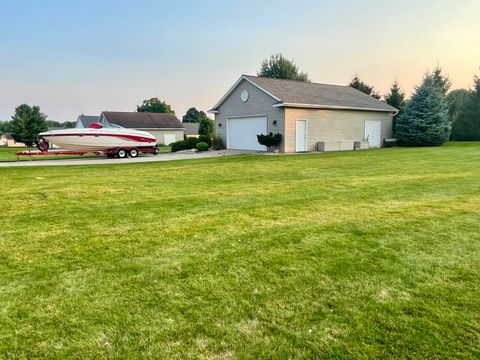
273,102,398,113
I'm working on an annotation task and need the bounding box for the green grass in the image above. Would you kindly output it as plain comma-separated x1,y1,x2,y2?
0,146,171,162
1,143,479,359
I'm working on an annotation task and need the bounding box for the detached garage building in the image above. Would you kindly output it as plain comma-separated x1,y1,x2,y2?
209,75,397,152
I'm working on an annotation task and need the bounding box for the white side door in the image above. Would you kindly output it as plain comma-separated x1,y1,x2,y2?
295,120,307,152
364,121,382,148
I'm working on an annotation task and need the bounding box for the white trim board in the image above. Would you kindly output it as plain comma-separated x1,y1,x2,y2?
274,103,397,113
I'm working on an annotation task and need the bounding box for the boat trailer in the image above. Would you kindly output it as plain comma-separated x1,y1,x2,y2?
15,146,159,159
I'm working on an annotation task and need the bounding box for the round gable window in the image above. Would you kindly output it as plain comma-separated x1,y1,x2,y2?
241,90,249,102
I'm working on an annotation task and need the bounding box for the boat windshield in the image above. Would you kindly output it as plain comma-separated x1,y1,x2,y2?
102,123,124,129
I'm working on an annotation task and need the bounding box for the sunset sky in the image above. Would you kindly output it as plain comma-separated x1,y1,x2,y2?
1,0,479,121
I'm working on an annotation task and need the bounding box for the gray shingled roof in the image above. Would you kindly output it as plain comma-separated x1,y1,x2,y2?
212,75,397,113
101,112,184,129
183,123,200,135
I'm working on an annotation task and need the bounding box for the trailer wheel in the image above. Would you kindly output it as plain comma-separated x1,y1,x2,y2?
117,148,127,158
129,148,139,158
37,139,49,152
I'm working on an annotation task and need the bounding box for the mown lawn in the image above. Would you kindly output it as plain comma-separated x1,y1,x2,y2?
0,143,479,359
0,146,171,162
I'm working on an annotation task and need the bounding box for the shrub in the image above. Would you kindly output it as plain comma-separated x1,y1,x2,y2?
199,117,215,138
212,136,225,150
196,142,209,152
257,132,282,151
170,140,187,152
198,134,212,147
172,137,201,152
184,137,200,149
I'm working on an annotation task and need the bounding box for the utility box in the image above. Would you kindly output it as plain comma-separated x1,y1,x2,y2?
354,141,370,150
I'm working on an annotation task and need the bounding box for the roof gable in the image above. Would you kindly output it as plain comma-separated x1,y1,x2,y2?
209,76,281,113
210,75,397,113
101,112,184,129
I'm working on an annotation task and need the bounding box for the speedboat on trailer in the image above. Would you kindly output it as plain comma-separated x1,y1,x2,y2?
37,121,158,157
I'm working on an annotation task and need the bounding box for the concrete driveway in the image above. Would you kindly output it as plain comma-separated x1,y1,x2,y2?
0,150,260,168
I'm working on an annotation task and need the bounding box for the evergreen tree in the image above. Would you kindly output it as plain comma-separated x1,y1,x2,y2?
451,76,480,141
258,54,309,81
430,65,452,95
384,80,407,135
396,73,450,146
348,75,381,99
11,104,48,147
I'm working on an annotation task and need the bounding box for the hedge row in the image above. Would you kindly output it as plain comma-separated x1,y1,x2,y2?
171,135,212,152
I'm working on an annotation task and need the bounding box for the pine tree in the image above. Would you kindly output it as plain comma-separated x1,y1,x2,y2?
396,73,450,146
451,76,480,140
348,75,381,99
431,65,451,95
384,80,407,135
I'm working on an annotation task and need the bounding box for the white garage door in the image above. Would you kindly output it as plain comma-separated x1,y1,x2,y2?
227,116,267,151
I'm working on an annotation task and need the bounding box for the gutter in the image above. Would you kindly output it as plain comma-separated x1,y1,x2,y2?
273,102,398,113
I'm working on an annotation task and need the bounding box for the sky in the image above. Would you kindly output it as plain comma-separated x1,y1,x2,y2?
1,0,479,122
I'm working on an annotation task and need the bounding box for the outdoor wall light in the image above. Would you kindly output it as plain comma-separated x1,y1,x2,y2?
272,120,277,125
218,123,222,127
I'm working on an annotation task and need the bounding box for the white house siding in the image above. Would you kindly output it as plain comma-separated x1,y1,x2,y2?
214,79,286,151
284,108,393,153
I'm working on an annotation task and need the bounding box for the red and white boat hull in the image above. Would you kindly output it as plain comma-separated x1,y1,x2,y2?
39,127,157,152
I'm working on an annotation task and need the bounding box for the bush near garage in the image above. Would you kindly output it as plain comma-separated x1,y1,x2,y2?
171,137,203,152
257,132,282,151
184,137,200,149
197,135,212,147
171,140,188,152
196,142,209,152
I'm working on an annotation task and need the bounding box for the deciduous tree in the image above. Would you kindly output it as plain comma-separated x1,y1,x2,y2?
137,98,174,113
182,107,204,123
10,104,48,147
258,54,309,81
451,76,480,141
198,116,214,138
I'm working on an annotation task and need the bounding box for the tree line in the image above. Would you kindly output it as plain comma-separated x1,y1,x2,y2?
258,54,480,145
0,99,214,147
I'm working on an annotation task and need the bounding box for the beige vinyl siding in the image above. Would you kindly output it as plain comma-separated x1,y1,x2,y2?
142,130,185,145
284,108,393,152
214,79,286,151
